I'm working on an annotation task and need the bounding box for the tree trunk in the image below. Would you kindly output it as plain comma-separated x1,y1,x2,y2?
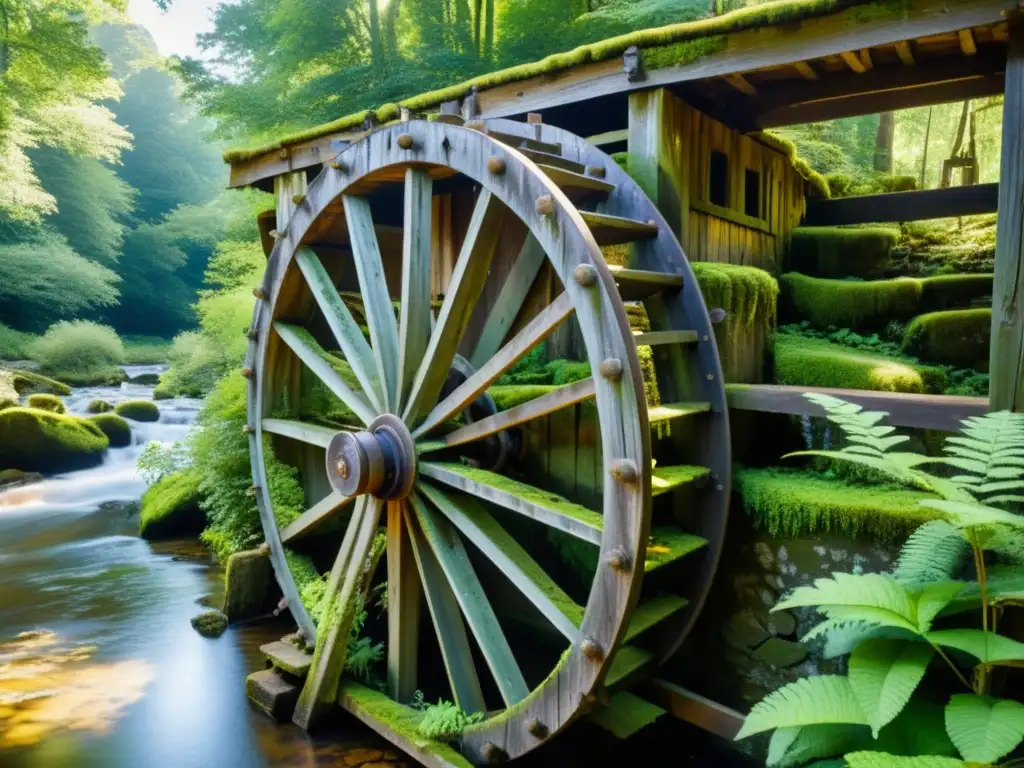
873,111,895,172
483,0,494,59
950,99,971,158
919,106,933,189
0,1,10,78
368,0,384,69
473,0,482,55
384,0,401,59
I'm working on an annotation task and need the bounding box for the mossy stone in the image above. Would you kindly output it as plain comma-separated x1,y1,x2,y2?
751,636,808,668
0,468,43,489
139,469,205,539
789,226,898,278
3,368,71,396
27,393,65,414
87,399,114,414
0,398,16,411
780,272,921,330
89,413,132,448
151,384,173,401
222,547,277,622
693,262,779,327
128,373,160,385
901,308,991,369
191,610,228,638
114,399,160,422
0,408,109,473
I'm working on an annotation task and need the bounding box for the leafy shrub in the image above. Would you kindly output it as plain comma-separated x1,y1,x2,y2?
157,331,236,398
824,173,853,198
27,394,65,413
137,440,192,483
901,309,991,369
789,227,899,279
122,336,172,364
29,320,126,385
0,323,37,360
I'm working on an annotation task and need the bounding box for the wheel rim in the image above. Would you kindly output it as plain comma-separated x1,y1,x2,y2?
245,121,652,761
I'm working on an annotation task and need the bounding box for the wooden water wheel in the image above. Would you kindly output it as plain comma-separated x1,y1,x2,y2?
245,117,730,765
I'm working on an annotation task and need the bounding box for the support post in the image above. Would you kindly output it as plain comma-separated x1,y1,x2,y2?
275,171,308,231
990,19,1024,411
627,88,686,243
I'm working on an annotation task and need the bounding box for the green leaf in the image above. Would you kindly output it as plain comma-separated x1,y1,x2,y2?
944,694,1024,763
924,629,1024,663
849,640,934,736
919,499,1024,530
735,676,867,740
768,724,868,768
914,581,967,632
775,573,918,633
844,753,966,768
894,521,968,586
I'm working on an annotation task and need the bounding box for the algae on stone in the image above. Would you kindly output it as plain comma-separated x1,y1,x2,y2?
139,469,205,539
0,408,109,473
115,399,161,423
89,413,132,448
86,399,114,414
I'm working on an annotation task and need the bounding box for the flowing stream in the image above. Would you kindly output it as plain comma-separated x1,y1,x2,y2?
0,367,389,767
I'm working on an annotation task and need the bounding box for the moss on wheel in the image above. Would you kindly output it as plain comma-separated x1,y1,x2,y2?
27,394,65,414
775,334,945,394
87,399,114,413
139,469,205,539
692,263,779,327
780,272,921,329
114,399,160,422
789,226,898,278
734,466,942,542
0,408,109,473
488,384,561,411
901,308,991,369
89,413,132,448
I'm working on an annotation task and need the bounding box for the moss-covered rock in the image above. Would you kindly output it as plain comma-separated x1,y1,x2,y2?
86,399,114,413
151,383,174,400
0,468,43,490
222,547,277,622
901,308,991,369
774,334,945,394
734,466,941,542
89,413,132,448
1,368,71,396
780,272,921,329
128,372,160,385
191,610,228,638
27,393,65,414
0,408,109,473
139,469,205,539
788,226,899,278
0,398,16,411
114,399,160,422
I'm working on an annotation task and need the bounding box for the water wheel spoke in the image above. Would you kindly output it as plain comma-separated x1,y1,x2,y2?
439,378,595,450
419,462,602,545
409,491,529,707
262,418,337,448
273,322,377,425
293,495,385,730
403,496,487,714
386,500,421,703
343,194,401,410
395,169,434,413
295,246,385,412
281,491,352,545
402,188,508,426
418,481,582,641
413,292,574,439
468,234,546,370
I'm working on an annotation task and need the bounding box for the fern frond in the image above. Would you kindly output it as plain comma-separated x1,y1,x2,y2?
894,521,968,585
942,411,1024,505
919,499,1024,530
735,676,867,739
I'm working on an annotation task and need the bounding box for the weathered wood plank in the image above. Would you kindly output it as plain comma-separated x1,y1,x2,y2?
262,640,314,678
281,491,351,544
273,323,376,425
470,234,547,369
637,679,744,740
387,501,421,704
633,330,699,346
397,169,435,412
726,383,989,431
410,493,529,707
805,183,999,225
261,418,337,448
418,482,582,640
419,462,603,544
344,194,401,410
989,20,1024,411
294,247,385,411
439,378,596,449
585,129,628,147
535,164,615,199
403,189,508,425
579,210,660,245
624,596,688,644
608,266,683,301
414,292,574,438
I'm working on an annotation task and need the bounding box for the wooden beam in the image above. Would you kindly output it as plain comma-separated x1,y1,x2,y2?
804,182,999,225
638,679,744,740
840,50,868,74
723,73,757,95
959,28,978,56
584,128,628,147
895,40,916,65
725,384,988,432
990,20,1024,411
858,48,874,70
793,61,818,80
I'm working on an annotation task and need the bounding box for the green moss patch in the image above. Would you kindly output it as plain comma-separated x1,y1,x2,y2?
644,527,706,572
780,272,921,329
140,469,205,539
789,226,899,278
0,408,109,473
27,394,65,414
901,308,991,369
692,263,778,327
86,399,114,414
225,0,884,165
775,333,945,394
487,384,561,412
917,273,992,311
588,691,665,739
89,413,132,448
2,368,71,396
734,466,941,542
114,399,160,422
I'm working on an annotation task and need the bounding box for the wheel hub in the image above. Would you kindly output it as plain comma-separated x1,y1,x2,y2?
325,414,416,500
